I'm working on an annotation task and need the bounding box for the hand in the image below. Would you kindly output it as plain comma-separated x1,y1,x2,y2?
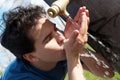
64,6,89,57
64,6,89,39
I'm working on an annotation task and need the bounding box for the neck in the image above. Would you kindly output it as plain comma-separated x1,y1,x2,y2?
30,60,57,71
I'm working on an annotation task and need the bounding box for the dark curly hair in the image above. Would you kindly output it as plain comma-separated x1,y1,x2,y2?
1,5,46,59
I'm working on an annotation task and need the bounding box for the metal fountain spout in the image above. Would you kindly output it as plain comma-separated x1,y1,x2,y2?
47,0,70,18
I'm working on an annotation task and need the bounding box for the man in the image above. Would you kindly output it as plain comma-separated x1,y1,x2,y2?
0,4,88,80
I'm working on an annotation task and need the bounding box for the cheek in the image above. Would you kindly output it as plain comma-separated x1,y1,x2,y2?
39,39,65,61
44,39,63,55
45,38,62,50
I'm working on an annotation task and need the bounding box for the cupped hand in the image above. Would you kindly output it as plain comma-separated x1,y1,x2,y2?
64,6,89,39
64,6,89,57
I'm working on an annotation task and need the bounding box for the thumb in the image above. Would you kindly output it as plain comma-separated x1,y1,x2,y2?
69,30,79,44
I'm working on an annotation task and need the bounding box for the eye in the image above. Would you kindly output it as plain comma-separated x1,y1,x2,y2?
43,32,52,44
42,24,57,44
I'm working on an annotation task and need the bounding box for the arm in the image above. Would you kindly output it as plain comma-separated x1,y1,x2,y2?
64,6,89,80
65,30,86,80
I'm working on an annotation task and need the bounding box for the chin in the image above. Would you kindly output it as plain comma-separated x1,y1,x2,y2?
60,51,66,61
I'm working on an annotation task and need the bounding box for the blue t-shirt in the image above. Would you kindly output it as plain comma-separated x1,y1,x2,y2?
1,58,67,80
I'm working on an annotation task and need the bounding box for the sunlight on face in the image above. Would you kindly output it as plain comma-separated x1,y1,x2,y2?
29,17,66,62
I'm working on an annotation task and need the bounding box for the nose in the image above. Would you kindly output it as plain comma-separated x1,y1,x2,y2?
54,31,65,45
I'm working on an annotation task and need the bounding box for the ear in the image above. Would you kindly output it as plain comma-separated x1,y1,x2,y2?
23,53,39,62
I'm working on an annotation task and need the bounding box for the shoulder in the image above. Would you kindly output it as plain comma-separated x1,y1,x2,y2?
1,74,44,80
1,58,47,80
1,58,28,80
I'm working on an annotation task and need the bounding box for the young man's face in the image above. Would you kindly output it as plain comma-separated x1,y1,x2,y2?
29,16,66,62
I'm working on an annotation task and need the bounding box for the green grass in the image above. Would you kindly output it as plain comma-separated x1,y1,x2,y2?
64,70,120,80
84,70,120,80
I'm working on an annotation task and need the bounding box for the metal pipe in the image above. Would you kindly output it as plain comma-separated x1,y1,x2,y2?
47,0,70,18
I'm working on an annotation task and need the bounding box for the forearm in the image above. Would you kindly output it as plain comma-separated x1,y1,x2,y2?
67,55,86,80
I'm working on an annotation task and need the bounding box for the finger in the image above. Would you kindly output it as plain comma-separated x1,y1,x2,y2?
82,34,88,44
79,12,88,36
77,34,86,45
73,35,85,51
85,9,90,25
74,7,83,22
69,30,79,44
64,19,72,38
65,19,72,30
85,9,89,17
55,31,65,45
74,6,87,22
77,6,87,24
